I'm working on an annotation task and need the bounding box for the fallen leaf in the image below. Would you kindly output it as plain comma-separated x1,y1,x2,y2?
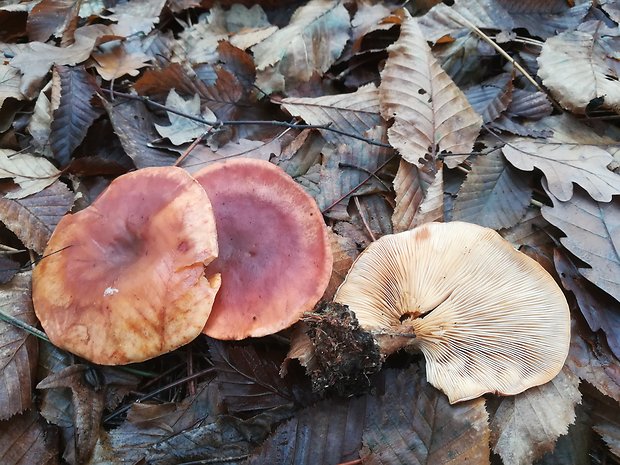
92,41,151,81
281,83,383,146
362,366,490,465
276,129,324,178
105,0,166,36
323,229,359,300
538,21,620,114
489,367,581,465
0,272,37,420
536,406,592,465
0,65,23,107
499,207,554,248
247,396,368,465
465,73,513,124
155,90,215,146
0,410,58,465
26,0,77,42
0,150,60,199
593,422,620,459
502,139,620,202
50,65,102,166
452,149,532,229
542,189,620,303
0,181,74,254
379,12,482,169
252,0,350,92
392,159,443,232
27,91,53,157
179,138,280,173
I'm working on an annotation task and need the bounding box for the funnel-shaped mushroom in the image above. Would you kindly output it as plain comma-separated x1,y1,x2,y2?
32,167,221,365
194,159,332,340
334,222,570,403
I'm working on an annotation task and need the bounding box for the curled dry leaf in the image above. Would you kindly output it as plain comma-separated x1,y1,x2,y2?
489,367,582,465
538,21,620,114
0,273,37,420
0,181,74,254
452,149,532,230
542,189,620,303
379,11,482,169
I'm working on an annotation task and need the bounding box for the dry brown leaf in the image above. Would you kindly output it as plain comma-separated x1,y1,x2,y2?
538,21,620,114
26,0,77,42
154,90,215,146
498,207,554,249
502,139,620,202
362,366,490,465
323,229,359,300
465,73,513,124
281,83,383,146
379,11,482,169
0,150,60,199
392,159,443,232
92,42,151,81
252,0,350,92
593,422,620,459
0,410,58,465
0,65,23,107
542,189,620,303
0,181,73,254
452,150,532,229
489,367,581,465
0,273,38,420
105,0,166,36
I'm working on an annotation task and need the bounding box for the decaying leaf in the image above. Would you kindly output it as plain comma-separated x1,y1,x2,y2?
0,272,37,420
92,42,151,81
26,0,77,42
379,11,482,169
538,21,620,114
247,396,367,465
392,159,443,232
452,149,532,229
0,150,61,199
362,367,490,465
50,65,102,166
489,367,581,465
0,410,58,465
0,65,23,107
593,422,620,459
465,73,513,124
281,83,383,145
323,229,359,300
503,139,620,202
0,181,74,254
542,189,620,303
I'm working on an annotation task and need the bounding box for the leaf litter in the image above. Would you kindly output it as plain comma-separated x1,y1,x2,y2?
0,0,619,464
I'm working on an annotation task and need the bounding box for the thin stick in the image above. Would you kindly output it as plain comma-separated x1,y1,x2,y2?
354,196,377,242
0,310,50,342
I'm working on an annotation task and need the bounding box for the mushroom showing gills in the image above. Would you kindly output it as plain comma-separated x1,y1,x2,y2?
32,167,221,365
334,222,570,404
194,159,332,340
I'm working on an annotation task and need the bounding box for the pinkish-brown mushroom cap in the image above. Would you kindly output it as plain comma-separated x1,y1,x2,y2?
194,158,332,340
32,167,221,365
334,222,570,403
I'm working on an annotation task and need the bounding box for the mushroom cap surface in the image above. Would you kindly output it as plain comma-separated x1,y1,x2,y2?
194,158,332,340
334,221,570,403
32,167,221,365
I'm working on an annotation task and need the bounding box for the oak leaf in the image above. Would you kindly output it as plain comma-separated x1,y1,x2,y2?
154,90,215,146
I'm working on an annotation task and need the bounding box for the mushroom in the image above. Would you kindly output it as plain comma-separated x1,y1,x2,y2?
193,158,332,340
32,166,221,365
334,221,570,403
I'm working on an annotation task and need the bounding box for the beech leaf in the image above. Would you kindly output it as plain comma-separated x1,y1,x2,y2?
379,12,482,169
50,65,102,166
502,139,620,202
0,150,60,199
0,411,58,465
538,21,620,114
0,273,37,420
542,189,620,302
452,149,532,229
26,0,76,42
361,367,490,465
489,367,581,465
0,181,74,254
281,83,383,145
465,73,513,124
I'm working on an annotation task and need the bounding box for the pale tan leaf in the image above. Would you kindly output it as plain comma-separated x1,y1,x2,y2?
538,22,620,114
392,159,443,232
379,12,482,169
362,367,490,465
0,150,60,199
323,230,359,300
452,150,532,229
92,42,151,81
179,139,280,174
252,0,350,85
502,139,620,202
281,83,383,145
542,189,620,303
0,410,58,465
0,181,74,254
106,0,166,36
155,90,215,146
27,91,53,157
0,273,37,420
489,367,581,465
0,65,23,107
499,207,554,248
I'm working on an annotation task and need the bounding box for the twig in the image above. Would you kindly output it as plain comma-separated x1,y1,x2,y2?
354,196,377,242
101,89,392,148
0,310,50,342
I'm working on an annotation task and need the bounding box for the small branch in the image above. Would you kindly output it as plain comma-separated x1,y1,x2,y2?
0,310,50,342
101,89,392,148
